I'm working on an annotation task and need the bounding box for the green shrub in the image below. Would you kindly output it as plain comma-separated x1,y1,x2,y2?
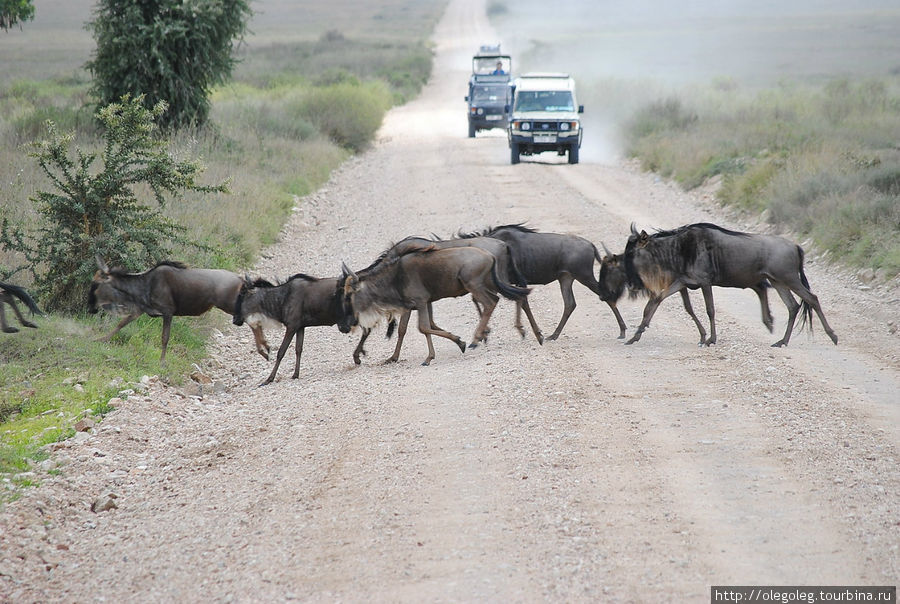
296,81,392,152
0,95,227,312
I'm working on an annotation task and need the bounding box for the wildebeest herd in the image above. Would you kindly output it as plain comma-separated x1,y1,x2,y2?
67,222,839,385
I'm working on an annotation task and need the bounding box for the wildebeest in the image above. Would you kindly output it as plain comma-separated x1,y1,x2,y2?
0,281,42,333
232,274,363,385
384,234,544,344
619,223,837,347
88,258,270,363
597,250,775,346
341,245,532,366
458,224,628,340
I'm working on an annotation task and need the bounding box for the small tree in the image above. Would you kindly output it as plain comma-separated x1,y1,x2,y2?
0,95,228,312
87,0,252,130
0,0,34,31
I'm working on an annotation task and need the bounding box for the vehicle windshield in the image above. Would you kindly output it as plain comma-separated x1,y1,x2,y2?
472,85,508,103
474,56,510,74
514,91,574,112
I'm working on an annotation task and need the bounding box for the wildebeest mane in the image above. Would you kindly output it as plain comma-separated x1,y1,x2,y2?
107,260,188,277
457,223,537,239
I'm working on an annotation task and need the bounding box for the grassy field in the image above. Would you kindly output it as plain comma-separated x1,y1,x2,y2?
490,1,900,275
0,0,446,497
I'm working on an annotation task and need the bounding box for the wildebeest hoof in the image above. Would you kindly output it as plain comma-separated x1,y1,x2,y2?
829,333,838,345
468,341,479,350
384,357,399,364
537,334,544,345
771,340,787,348
455,339,466,353
23,321,38,329
421,358,432,366
257,380,272,388
3,327,19,333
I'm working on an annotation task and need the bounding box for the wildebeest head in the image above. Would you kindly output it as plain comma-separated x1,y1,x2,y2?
623,225,653,293
596,245,628,303
338,263,360,333
87,256,139,316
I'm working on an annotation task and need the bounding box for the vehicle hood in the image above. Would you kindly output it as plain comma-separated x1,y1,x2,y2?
510,110,579,121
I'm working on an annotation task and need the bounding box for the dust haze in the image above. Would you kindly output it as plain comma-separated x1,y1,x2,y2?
490,0,900,162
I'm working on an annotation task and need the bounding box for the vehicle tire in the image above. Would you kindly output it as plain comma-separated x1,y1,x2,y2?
510,142,520,165
568,144,579,164
468,121,476,138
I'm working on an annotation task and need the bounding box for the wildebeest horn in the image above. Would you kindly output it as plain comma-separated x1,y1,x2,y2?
630,223,639,236
95,255,109,273
601,241,612,256
340,262,358,282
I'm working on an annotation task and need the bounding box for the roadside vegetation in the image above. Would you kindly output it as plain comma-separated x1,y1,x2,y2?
623,78,900,276
0,0,446,497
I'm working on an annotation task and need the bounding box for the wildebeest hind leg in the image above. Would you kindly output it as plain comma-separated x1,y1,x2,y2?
678,289,707,345
519,297,544,345
6,298,37,329
291,327,305,379
789,282,838,345
752,284,774,333
0,302,17,333
770,284,799,347
700,285,717,346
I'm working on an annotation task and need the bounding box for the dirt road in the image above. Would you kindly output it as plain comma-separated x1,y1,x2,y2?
2,0,898,601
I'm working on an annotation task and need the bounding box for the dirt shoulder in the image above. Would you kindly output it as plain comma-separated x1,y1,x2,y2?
2,0,898,601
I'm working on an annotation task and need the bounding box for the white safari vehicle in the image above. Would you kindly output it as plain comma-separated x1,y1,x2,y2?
506,73,583,164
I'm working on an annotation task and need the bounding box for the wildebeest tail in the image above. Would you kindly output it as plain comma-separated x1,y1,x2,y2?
1,282,43,315
506,248,529,287
795,246,815,334
490,261,531,300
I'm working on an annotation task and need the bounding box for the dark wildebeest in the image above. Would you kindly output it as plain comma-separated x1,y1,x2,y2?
458,224,627,340
88,258,270,363
384,235,544,344
0,281,42,333
619,223,837,347
341,245,532,366
232,274,363,385
597,250,775,346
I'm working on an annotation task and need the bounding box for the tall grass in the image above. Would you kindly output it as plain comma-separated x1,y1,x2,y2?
623,78,900,276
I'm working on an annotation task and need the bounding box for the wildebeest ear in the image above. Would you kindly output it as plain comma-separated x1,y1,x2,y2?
638,230,650,246
95,255,109,274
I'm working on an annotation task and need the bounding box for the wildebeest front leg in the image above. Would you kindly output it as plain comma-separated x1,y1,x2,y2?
679,289,708,345
97,311,142,342
250,324,270,360
353,327,371,365
386,310,412,363
546,274,576,341
604,300,627,339
416,304,465,365
626,282,682,345
262,327,297,385
159,315,173,364
291,327,305,379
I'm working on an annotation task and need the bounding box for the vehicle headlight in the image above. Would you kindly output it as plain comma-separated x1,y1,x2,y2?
559,122,570,131
477,108,484,115
520,122,531,131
